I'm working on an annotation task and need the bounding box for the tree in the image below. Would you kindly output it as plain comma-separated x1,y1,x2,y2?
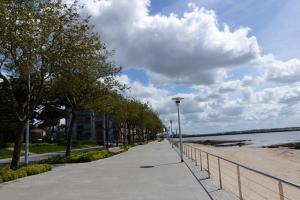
0,83,18,147
35,100,68,142
51,21,121,155
0,0,103,169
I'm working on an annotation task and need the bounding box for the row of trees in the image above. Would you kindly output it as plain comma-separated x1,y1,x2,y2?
0,0,163,169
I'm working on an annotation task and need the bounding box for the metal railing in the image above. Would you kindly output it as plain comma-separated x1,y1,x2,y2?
171,140,300,200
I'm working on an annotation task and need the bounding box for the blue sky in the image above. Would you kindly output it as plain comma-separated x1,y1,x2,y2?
80,0,300,134
123,0,300,93
149,0,300,60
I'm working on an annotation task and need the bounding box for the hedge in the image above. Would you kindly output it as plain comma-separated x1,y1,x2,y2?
0,164,52,183
40,150,113,164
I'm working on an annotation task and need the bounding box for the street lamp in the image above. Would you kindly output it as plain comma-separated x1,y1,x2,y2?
170,120,173,148
171,97,184,162
25,68,30,165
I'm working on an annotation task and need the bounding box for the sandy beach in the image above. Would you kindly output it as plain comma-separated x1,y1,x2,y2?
188,143,300,200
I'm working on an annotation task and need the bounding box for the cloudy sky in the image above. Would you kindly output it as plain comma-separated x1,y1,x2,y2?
76,0,300,134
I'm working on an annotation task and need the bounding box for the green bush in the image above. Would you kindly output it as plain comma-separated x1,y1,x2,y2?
21,164,52,176
120,144,134,152
0,164,51,183
41,150,113,164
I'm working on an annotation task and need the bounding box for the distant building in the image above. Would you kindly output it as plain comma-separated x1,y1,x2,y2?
66,112,114,142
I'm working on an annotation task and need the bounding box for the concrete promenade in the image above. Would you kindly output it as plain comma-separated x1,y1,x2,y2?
0,140,230,200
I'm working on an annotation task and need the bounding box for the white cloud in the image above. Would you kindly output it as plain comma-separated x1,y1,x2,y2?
74,1,300,133
120,72,300,133
76,0,260,85
257,54,300,83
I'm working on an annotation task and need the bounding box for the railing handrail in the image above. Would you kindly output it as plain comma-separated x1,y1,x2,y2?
184,143,300,189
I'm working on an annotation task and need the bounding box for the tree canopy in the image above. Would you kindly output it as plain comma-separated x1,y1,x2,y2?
0,0,163,169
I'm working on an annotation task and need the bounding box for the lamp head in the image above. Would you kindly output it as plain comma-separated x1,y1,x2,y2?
172,97,184,104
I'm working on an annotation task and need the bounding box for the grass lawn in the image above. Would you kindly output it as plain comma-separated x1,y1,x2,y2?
0,143,100,159
27,143,100,154
0,149,13,159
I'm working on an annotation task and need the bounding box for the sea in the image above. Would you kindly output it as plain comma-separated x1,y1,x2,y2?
182,131,300,147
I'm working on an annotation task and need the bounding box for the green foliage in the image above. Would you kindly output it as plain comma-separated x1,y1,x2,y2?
26,143,99,154
21,164,52,176
120,141,155,152
120,144,133,152
0,0,162,169
40,150,112,164
0,149,13,159
0,164,51,183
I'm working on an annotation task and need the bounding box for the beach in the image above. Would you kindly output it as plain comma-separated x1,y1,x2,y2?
187,143,300,200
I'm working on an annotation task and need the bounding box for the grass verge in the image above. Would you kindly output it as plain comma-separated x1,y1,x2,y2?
26,143,99,154
0,149,13,159
0,143,100,160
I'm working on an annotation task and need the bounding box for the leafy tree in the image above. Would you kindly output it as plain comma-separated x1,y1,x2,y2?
0,83,18,146
35,100,68,142
51,23,121,155
0,0,105,168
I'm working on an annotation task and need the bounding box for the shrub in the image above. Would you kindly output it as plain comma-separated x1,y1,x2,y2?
0,167,19,182
22,164,52,176
0,164,51,183
40,150,113,164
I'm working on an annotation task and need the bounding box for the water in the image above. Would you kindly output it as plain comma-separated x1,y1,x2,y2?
183,131,300,147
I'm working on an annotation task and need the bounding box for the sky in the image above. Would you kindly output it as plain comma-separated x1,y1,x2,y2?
72,0,300,134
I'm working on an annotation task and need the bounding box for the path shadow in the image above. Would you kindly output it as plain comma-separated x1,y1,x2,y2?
140,161,181,168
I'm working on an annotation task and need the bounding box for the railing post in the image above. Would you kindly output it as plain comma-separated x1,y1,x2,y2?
193,147,196,162
200,150,203,170
237,166,243,200
193,148,196,162
278,181,284,200
195,149,198,166
207,153,210,178
218,158,222,189
191,147,195,161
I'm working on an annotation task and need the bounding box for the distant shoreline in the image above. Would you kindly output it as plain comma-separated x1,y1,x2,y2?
188,139,300,149
180,126,300,138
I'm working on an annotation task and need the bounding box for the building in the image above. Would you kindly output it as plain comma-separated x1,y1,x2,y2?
66,112,114,142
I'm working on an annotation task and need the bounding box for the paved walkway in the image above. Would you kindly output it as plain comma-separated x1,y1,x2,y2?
0,140,233,200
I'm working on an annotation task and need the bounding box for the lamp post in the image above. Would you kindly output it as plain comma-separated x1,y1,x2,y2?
172,97,184,162
25,68,30,165
170,120,173,148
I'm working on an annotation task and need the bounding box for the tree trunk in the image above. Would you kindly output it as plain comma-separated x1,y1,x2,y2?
122,128,126,145
10,121,27,169
132,128,135,145
116,127,120,147
49,125,55,142
102,114,106,148
105,118,109,149
66,109,76,157
127,128,131,145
